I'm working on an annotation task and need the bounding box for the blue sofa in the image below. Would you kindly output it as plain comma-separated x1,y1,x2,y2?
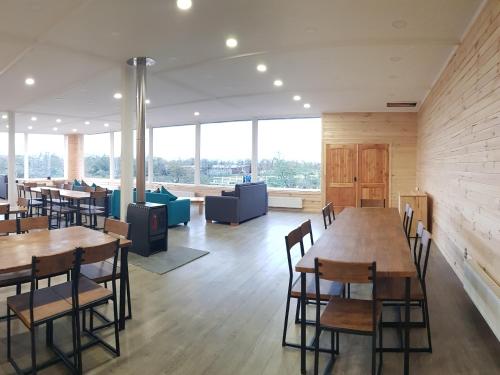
111,190,190,227
205,182,268,225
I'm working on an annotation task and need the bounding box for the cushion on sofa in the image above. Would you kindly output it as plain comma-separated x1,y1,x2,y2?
160,186,177,201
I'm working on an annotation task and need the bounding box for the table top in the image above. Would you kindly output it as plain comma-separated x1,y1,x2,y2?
31,187,90,200
295,208,417,278
0,226,128,274
186,197,204,203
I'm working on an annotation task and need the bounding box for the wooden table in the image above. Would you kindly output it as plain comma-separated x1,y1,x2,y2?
186,197,205,215
31,187,90,225
0,226,131,330
0,199,28,218
295,208,417,374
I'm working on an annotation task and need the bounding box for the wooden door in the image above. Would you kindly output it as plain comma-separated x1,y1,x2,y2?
357,144,389,205
325,144,357,209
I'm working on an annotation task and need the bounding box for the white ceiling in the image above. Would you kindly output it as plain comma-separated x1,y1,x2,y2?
0,0,484,134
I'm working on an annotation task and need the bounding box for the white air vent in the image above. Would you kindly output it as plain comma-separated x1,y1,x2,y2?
268,196,303,209
463,258,500,341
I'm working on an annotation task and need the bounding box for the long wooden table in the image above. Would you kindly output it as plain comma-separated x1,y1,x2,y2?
295,208,417,374
31,187,90,225
0,226,131,330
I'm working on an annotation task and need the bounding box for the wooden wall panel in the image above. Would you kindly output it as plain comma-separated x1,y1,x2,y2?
322,112,418,208
417,0,500,284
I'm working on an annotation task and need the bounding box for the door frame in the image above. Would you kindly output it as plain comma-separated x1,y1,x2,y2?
322,142,392,208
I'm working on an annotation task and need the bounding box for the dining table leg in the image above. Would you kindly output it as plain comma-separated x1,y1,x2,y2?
300,272,306,374
76,199,82,226
404,277,411,374
119,248,129,330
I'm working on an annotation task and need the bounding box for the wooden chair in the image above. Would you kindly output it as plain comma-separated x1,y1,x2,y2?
6,250,79,374
16,197,29,218
402,203,410,227
404,206,414,246
60,240,121,371
412,221,425,266
321,202,335,230
19,216,50,233
80,218,133,323
24,186,43,216
300,219,314,247
377,229,433,352
313,259,382,375
360,198,386,208
44,189,77,229
81,190,107,229
16,184,25,198
282,226,344,348
0,203,10,220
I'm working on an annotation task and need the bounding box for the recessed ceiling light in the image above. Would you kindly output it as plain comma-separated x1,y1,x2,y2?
194,111,200,116
85,121,90,125
28,126,33,130
72,129,77,132
293,95,302,101
25,77,35,86
113,92,123,99
145,99,151,104
303,103,311,109
392,19,407,29
273,79,283,87
390,56,402,62
5,125,8,129
53,127,58,131
176,0,192,10
1,114,7,119
256,64,267,73
31,116,37,121
226,37,238,48
56,118,62,123
104,123,109,127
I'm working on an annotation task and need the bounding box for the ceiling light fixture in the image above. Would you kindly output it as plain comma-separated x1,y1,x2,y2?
5,125,8,129
145,99,151,104
273,79,283,87
53,127,58,131
31,116,37,121
25,77,35,86
226,37,238,48
256,64,267,73
85,121,90,125
104,123,109,127
1,114,7,119
176,0,192,10
56,118,62,123
303,103,311,109
293,95,302,101
113,92,123,99
72,129,77,132
194,111,200,116
28,126,33,130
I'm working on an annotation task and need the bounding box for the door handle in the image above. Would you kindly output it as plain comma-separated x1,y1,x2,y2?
354,177,357,182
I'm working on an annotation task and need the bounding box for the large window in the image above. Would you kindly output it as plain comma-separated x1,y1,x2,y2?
84,133,110,178
153,125,195,183
113,132,121,178
258,118,321,189
28,134,65,178
201,121,252,185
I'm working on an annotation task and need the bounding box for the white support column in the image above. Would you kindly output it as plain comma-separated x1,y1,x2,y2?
120,63,135,220
7,111,16,204
24,132,29,180
251,119,258,182
148,126,153,184
194,122,201,185
109,132,115,180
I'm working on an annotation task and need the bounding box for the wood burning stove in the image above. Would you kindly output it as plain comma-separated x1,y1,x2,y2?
127,202,167,256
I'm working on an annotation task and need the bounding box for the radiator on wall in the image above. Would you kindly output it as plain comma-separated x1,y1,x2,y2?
463,258,500,341
268,196,303,209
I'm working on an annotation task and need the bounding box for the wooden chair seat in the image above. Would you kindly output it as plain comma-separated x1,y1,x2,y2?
7,287,72,328
291,274,344,300
376,276,424,301
0,269,31,288
80,261,120,283
51,277,112,308
81,208,105,216
320,296,382,333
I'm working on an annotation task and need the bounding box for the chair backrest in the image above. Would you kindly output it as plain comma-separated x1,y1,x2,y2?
416,229,432,281
285,226,305,285
80,239,120,265
360,198,386,208
412,221,424,264
322,203,333,229
17,197,29,209
40,188,51,198
104,218,130,239
300,219,314,247
405,206,414,239
17,184,25,197
0,204,9,215
0,219,17,235
23,182,37,188
19,216,49,232
63,183,73,190
50,189,62,201
32,250,77,279
315,258,376,284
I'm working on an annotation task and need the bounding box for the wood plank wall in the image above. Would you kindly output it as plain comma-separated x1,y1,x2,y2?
322,112,418,208
417,0,500,283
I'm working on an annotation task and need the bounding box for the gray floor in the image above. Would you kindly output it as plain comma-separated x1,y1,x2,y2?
0,209,498,374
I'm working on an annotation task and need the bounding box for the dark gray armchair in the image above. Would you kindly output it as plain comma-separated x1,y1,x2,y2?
205,182,268,225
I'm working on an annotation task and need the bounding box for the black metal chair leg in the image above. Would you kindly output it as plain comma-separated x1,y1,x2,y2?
112,297,121,356
281,292,292,346
7,307,11,360
126,275,132,319
423,298,432,352
294,298,300,324
313,327,320,375
31,328,37,375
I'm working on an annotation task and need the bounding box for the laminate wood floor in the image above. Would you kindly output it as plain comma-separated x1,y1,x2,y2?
0,210,498,374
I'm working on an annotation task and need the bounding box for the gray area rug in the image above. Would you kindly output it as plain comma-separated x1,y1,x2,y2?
128,246,209,274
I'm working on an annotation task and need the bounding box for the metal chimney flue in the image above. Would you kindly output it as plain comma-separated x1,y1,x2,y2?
127,56,155,204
